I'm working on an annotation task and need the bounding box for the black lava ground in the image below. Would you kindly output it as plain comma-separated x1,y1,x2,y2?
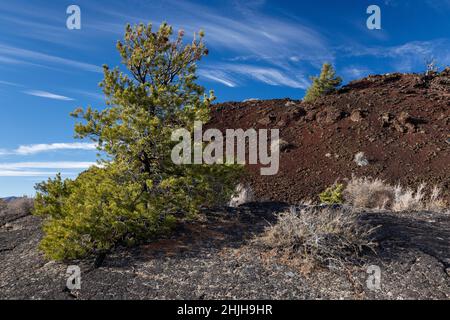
0,204,449,300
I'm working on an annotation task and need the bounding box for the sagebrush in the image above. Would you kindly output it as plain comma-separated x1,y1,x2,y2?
258,207,377,267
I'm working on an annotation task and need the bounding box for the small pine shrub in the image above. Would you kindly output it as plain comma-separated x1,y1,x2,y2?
304,63,342,103
319,183,344,205
33,23,242,261
34,167,177,261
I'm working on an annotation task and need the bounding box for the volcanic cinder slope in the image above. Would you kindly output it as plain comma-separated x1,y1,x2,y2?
209,70,450,203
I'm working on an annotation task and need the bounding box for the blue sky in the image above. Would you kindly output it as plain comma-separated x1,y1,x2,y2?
0,0,449,197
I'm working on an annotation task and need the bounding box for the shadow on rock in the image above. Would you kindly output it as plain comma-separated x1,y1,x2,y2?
361,211,450,268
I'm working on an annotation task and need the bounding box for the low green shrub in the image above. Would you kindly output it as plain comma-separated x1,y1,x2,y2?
34,166,176,261
319,183,344,205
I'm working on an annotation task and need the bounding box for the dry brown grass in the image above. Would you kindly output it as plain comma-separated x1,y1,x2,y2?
257,206,377,268
5,197,34,215
343,176,447,212
344,176,394,209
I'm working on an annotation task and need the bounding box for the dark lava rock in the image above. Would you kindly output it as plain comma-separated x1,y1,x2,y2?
0,205,449,300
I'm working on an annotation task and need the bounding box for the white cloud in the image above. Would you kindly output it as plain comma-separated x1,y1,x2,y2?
69,89,105,102
24,90,74,101
166,0,332,64
204,64,310,89
0,143,97,156
89,0,330,89
198,70,238,87
0,43,103,73
232,0,266,15
0,162,96,170
341,66,372,79
0,80,23,87
0,170,61,177
233,65,310,89
0,13,80,47
341,39,450,72
0,161,98,177
92,3,331,64
15,143,97,155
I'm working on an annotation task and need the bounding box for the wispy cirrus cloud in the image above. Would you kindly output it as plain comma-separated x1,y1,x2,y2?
228,64,310,89
87,0,330,88
15,143,97,155
0,80,23,87
341,66,372,79
0,17,96,50
0,170,61,177
0,55,48,68
0,43,103,73
0,14,70,47
382,0,450,11
165,0,331,63
201,64,310,89
68,89,105,102
24,90,74,101
198,70,239,88
0,161,95,176
0,162,96,170
90,1,331,62
340,39,450,72
0,143,97,156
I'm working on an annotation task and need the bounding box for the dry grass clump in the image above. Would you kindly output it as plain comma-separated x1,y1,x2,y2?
427,186,448,212
257,206,377,268
344,176,394,209
343,176,447,212
392,184,447,212
392,183,425,212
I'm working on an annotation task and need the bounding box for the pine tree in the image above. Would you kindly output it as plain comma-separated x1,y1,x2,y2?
304,63,342,103
34,23,242,261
